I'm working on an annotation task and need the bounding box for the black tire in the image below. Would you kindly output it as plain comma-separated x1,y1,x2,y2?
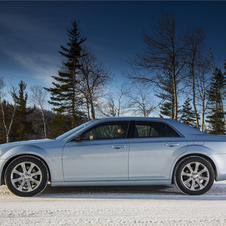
5,155,49,197
174,156,215,195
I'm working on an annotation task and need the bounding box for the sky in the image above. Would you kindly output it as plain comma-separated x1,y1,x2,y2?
0,1,226,99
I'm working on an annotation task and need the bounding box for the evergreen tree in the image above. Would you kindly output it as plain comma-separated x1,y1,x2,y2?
159,101,174,118
206,68,226,135
11,81,34,141
47,114,74,138
180,97,197,127
45,20,86,128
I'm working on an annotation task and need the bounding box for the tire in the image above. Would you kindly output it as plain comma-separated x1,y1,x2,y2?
5,155,49,197
174,156,215,195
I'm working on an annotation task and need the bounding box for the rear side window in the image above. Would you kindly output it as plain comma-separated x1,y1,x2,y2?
135,121,180,138
166,124,180,137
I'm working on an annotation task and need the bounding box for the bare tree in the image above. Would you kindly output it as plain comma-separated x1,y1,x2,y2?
79,47,113,120
127,84,162,117
0,79,17,143
30,85,48,138
113,83,129,117
96,83,129,117
208,49,216,78
97,94,118,117
182,26,206,130
196,59,211,132
128,13,186,120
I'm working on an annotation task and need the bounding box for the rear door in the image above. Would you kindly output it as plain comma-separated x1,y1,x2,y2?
129,121,187,180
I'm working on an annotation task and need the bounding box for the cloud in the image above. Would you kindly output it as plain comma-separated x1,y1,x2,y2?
0,11,57,42
0,11,62,86
5,50,59,86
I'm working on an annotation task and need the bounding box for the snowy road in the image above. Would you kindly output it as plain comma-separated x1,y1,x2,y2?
1,182,226,225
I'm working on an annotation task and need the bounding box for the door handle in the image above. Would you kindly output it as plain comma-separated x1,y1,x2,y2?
112,145,126,149
165,143,179,147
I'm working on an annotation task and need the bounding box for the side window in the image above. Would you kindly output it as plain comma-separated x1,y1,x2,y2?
135,125,160,138
83,121,129,140
135,121,180,138
166,125,180,137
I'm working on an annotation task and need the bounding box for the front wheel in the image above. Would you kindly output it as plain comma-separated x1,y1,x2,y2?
5,155,49,197
174,156,215,195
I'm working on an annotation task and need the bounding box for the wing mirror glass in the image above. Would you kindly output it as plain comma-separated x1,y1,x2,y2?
73,135,84,142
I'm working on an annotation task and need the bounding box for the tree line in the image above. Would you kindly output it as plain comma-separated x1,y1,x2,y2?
0,14,226,143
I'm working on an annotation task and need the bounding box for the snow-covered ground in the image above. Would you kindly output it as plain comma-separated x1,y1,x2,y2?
1,181,226,225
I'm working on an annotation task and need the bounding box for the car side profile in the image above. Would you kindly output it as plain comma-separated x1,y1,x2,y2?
0,117,226,197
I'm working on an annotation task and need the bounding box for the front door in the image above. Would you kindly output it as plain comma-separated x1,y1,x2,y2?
63,121,130,181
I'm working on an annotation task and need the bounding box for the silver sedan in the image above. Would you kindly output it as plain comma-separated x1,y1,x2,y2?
0,117,226,197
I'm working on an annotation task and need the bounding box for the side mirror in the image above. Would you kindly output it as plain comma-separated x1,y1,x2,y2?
73,135,84,142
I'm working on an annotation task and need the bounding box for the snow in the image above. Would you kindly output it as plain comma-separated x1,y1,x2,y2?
1,181,226,225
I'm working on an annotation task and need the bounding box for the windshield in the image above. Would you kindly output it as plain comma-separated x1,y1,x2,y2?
56,120,97,140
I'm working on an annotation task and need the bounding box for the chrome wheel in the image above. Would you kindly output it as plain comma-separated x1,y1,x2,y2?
181,162,209,191
11,162,42,193
175,156,215,195
5,156,48,197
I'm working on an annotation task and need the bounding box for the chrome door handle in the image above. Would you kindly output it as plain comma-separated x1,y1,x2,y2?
165,143,179,147
112,145,126,149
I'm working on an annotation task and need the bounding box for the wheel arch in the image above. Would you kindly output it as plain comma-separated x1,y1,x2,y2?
1,154,51,186
171,154,217,184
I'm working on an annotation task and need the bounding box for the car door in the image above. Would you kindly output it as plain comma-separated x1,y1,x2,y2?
63,121,130,181
129,121,187,180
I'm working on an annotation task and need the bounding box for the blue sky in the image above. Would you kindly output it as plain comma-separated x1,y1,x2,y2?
0,1,226,93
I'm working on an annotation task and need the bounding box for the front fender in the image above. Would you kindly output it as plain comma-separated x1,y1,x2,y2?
1,145,49,160
1,144,64,183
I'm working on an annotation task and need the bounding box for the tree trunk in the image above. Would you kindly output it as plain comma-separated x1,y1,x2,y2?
41,108,47,138
88,90,95,120
72,69,75,128
1,102,16,143
84,81,90,121
172,64,177,120
86,99,90,121
216,99,218,135
201,96,205,132
90,100,95,120
191,63,200,130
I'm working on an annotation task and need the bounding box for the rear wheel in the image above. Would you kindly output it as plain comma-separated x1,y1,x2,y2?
5,156,49,197
174,156,215,195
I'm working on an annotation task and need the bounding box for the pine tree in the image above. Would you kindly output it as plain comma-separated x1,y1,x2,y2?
206,68,226,135
11,81,34,141
159,102,174,118
45,20,86,128
47,114,73,138
180,97,197,127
